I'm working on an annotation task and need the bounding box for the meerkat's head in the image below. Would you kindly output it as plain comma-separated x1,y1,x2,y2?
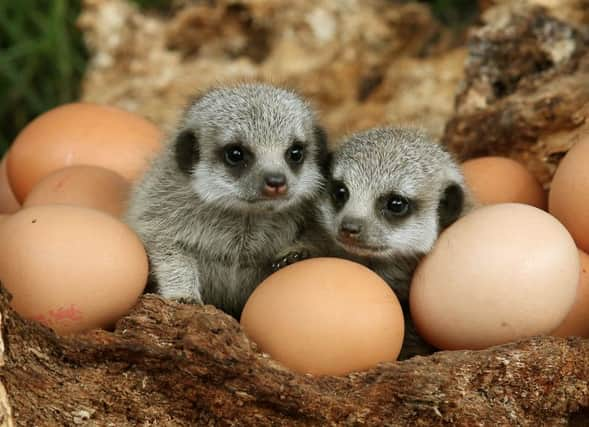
320,127,471,261
172,83,328,213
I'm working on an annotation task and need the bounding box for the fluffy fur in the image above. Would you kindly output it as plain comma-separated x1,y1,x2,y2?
276,127,474,359
125,83,328,319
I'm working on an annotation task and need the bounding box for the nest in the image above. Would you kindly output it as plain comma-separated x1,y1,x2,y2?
1,0,588,424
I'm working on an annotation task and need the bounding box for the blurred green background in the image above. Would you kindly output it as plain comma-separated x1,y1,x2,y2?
0,0,477,156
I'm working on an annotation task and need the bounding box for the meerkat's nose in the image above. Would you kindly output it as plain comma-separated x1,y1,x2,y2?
263,173,288,196
339,218,363,239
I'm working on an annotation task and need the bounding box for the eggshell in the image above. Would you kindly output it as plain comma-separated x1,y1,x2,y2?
549,135,589,252
23,165,130,217
241,258,404,376
552,250,589,337
7,102,163,202
0,205,148,335
462,156,546,209
410,203,579,350
0,155,20,214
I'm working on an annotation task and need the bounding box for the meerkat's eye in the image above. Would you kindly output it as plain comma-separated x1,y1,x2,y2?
286,143,305,164
386,195,410,216
331,182,349,207
224,145,246,166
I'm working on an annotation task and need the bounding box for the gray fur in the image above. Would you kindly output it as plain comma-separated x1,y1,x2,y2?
125,83,327,319
277,127,474,359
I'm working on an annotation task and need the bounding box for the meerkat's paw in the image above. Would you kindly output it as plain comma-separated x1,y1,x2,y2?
271,248,311,272
152,259,203,304
159,287,203,305
174,296,203,305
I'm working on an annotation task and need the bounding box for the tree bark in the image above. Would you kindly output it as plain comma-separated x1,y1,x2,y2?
0,287,588,426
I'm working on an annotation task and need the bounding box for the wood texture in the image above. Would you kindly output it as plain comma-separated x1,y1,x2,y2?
1,289,589,426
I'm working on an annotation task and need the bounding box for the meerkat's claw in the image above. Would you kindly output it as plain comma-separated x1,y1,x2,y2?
175,296,203,305
271,249,311,272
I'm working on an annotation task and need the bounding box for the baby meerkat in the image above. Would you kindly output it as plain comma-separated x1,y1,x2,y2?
125,83,328,319
275,127,474,359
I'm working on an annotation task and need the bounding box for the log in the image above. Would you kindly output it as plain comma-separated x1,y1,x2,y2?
1,287,588,426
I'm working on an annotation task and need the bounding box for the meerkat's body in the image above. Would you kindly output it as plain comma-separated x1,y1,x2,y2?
126,83,327,319
276,127,474,359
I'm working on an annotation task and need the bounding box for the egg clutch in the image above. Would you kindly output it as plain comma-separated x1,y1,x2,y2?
0,103,162,334
1,102,589,377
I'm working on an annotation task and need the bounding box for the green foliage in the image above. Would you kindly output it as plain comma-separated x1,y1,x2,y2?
0,0,88,156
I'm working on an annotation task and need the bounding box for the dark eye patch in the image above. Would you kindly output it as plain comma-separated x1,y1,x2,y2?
225,145,246,166
215,141,253,178
379,192,414,220
285,140,306,170
330,180,349,210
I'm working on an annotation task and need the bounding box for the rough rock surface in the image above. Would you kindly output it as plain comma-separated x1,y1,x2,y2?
0,288,588,426
443,0,589,186
78,0,467,141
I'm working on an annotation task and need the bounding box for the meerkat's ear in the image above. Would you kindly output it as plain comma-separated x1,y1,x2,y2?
438,182,465,230
174,129,199,175
313,125,332,177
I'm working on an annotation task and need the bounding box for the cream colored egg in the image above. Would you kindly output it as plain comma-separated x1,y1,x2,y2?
0,155,20,214
552,250,589,337
462,156,546,209
241,258,404,376
549,135,589,252
7,102,162,202
410,203,579,350
0,205,148,334
23,165,130,217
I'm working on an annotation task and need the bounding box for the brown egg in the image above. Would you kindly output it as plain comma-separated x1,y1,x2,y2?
549,135,589,253
241,258,404,376
552,250,589,337
23,165,130,217
410,203,579,350
0,155,20,214
0,214,8,224
0,205,148,335
462,156,546,209
7,102,163,202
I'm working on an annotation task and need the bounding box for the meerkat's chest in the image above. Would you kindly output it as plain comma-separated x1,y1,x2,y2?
194,213,302,263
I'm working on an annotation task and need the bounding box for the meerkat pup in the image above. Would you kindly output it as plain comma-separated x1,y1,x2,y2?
125,83,328,319
275,126,474,359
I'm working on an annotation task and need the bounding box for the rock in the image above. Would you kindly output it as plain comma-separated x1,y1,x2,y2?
78,0,467,140
443,1,589,186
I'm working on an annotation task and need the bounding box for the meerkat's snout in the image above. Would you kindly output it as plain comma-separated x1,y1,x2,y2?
338,217,363,240
262,172,288,197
